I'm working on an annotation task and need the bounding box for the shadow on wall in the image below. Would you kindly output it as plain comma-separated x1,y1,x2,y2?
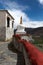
14,29,17,34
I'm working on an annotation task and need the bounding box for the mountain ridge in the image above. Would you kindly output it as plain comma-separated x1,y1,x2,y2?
25,27,43,36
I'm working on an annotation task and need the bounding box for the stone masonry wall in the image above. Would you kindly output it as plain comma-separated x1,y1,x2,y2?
0,27,6,41
0,27,14,41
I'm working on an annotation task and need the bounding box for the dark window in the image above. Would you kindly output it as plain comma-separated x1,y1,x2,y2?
12,21,14,28
7,17,10,27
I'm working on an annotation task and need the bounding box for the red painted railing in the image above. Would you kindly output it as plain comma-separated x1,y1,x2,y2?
13,34,43,65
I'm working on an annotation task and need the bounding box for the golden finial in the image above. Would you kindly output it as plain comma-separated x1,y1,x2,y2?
20,16,22,24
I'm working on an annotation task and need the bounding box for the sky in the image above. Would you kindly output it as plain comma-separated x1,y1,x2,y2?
0,0,43,28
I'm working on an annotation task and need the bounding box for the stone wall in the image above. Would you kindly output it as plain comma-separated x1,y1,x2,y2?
0,11,6,27
0,27,14,41
0,10,14,41
0,27,6,41
12,36,31,65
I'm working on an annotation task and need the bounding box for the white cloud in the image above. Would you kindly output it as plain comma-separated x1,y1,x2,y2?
0,0,30,28
8,10,43,28
23,21,43,28
8,10,30,29
38,0,43,5
0,0,43,28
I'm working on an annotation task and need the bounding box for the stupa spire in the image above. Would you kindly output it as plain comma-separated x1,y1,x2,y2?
20,16,22,24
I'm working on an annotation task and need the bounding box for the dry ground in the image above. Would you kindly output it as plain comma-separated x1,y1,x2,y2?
0,41,25,65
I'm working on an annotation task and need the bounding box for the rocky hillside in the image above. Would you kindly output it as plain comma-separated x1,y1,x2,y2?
25,27,43,36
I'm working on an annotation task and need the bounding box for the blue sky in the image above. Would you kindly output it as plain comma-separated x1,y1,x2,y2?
0,0,43,28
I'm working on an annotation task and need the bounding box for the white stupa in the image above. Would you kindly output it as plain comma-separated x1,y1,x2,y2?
16,16,26,34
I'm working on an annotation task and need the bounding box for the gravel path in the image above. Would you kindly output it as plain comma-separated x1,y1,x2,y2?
0,41,25,65
0,41,17,65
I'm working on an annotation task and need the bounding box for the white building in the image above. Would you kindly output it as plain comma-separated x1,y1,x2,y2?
0,10,14,41
16,16,26,34
16,24,26,34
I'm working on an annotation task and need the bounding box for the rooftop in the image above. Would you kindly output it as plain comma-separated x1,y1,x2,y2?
0,10,14,20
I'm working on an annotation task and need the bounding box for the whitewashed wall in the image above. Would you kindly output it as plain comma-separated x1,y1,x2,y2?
0,11,14,41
